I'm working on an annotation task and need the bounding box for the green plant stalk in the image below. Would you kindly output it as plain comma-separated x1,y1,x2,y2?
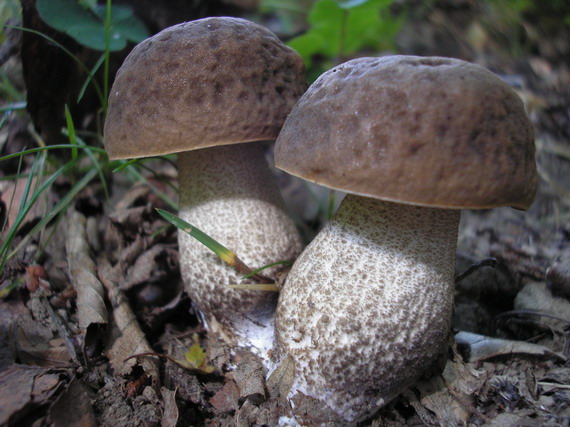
0,153,46,270
0,144,107,162
156,208,239,266
241,259,292,279
77,53,105,103
328,189,336,220
156,208,270,282
5,25,106,107
0,102,27,113
60,129,111,201
103,0,112,113
0,154,25,236
64,105,78,162
228,283,279,291
8,166,99,261
126,167,177,210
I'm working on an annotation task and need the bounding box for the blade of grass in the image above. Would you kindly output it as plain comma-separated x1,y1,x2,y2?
64,105,78,162
0,276,23,298
60,129,111,201
228,284,279,291
0,152,45,268
0,102,27,112
156,208,238,266
115,158,179,197
155,208,268,281
6,25,106,108
77,137,110,201
125,166,177,210
102,0,112,113
113,158,139,172
327,189,336,220
0,144,107,162
8,166,99,260
241,259,292,279
1,153,25,235
77,53,105,103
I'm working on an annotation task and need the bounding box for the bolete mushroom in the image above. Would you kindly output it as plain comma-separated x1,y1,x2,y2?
273,56,538,421
104,17,306,349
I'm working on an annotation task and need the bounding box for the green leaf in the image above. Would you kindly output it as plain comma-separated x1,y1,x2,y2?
184,334,215,373
93,5,150,44
288,0,401,70
36,0,149,51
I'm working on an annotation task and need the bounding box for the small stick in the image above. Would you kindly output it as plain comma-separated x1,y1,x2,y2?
455,257,498,283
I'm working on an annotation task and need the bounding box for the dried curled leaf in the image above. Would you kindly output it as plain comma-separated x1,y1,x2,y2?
65,209,107,329
184,334,215,374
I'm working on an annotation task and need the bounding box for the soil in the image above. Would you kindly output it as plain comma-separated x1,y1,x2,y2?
1,1,569,426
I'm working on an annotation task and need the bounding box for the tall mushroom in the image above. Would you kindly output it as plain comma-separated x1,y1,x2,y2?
273,56,538,421
104,17,306,349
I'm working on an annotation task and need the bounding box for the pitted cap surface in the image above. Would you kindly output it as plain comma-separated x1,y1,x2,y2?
104,17,306,159
275,55,537,210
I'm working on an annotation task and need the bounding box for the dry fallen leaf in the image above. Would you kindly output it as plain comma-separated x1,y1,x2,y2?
231,348,266,403
160,387,179,427
455,331,566,363
0,364,68,425
65,209,108,330
98,260,160,388
209,380,240,413
47,378,97,427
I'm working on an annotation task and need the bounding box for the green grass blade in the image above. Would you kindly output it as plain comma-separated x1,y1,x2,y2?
64,105,78,162
125,166,177,210
327,189,336,220
102,0,112,113
0,277,23,298
156,208,238,266
0,102,27,113
0,144,107,162
228,284,279,291
0,153,45,268
113,158,139,172
77,137,110,201
241,260,292,279
1,154,25,236
6,25,105,108
8,166,99,260
78,53,105,103
155,209,273,282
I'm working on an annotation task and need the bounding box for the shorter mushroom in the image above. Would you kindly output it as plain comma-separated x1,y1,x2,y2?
104,17,306,349
273,56,537,421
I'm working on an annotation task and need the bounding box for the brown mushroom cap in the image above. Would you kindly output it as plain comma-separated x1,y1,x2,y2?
275,55,538,210
104,17,306,159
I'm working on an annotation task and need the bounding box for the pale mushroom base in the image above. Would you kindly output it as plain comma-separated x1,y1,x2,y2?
275,194,460,421
178,143,303,352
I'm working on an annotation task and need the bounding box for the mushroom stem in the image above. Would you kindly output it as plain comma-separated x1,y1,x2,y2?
275,194,460,421
177,143,302,350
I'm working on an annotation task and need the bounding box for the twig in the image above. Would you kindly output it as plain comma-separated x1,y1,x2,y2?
494,309,570,326
455,257,498,283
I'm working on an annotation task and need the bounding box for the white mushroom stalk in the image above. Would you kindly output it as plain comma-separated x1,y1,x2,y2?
272,55,538,422
178,143,301,351
275,194,460,420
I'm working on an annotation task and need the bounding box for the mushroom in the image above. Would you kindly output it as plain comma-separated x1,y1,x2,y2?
273,56,537,421
103,17,306,349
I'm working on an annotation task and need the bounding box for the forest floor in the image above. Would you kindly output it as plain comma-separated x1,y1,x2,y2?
1,2,570,426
